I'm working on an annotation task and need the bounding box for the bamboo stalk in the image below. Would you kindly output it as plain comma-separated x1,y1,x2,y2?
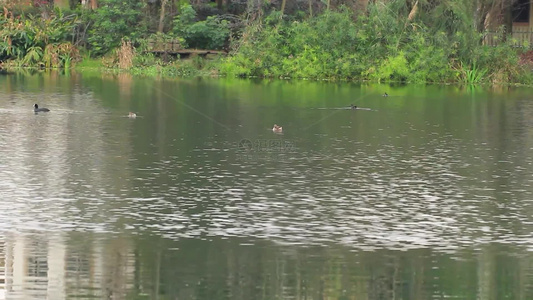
408,0,418,21
280,0,286,19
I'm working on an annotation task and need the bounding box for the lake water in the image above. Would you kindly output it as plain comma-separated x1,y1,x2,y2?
1,71,533,299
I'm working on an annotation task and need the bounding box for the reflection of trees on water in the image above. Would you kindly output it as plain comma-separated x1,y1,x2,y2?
1,235,532,299
0,233,136,299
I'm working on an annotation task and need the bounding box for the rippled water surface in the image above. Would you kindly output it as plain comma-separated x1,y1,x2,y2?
1,72,533,299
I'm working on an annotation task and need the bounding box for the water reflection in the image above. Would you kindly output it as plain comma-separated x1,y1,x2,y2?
0,233,134,299
0,233,533,299
1,72,533,298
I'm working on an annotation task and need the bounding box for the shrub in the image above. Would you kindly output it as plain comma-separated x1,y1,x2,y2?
172,4,230,50
86,0,146,56
0,7,78,68
43,42,80,68
219,1,527,84
101,39,135,69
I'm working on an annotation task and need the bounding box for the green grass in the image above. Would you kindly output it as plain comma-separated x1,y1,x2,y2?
75,56,103,69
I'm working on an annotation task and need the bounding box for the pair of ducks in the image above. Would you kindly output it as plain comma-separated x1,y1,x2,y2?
272,94,387,131
34,104,138,118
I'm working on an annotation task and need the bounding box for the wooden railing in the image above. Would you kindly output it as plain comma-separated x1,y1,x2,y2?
147,39,183,53
145,39,227,57
484,31,533,47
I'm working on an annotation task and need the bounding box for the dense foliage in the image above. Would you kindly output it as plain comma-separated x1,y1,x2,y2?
1,0,532,84
0,7,79,68
85,0,147,56
172,4,230,50
221,1,526,84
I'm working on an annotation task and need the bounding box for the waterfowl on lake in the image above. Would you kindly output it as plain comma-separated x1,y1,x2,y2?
33,104,50,112
128,112,137,118
272,124,283,133
382,92,389,97
350,104,357,110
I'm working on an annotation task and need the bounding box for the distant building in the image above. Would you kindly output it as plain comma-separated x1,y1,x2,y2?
485,0,533,47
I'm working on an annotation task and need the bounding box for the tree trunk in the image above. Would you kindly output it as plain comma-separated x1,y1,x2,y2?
81,0,97,9
358,0,368,12
352,0,369,15
503,0,513,35
308,0,312,17
158,0,168,33
246,0,263,22
280,0,286,19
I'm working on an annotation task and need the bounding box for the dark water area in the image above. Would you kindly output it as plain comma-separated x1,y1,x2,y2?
0,71,533,299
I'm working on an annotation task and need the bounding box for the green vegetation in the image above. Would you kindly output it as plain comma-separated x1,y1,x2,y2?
172,4,230,50
221,1,527,84
0,6,79,69
1,0,533,85
85,0,146,56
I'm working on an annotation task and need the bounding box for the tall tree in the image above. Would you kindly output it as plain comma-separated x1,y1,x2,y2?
477,0,518,31
158,0,168,32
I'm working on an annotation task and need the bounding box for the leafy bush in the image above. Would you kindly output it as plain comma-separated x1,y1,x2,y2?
219,7,370,79
0,7,78,67
43,42,80,68
219,2,528,84
367,52,410,82
172,4,230,50
86,0,146,56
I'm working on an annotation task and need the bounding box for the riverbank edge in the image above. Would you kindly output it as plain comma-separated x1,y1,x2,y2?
3,55,533,87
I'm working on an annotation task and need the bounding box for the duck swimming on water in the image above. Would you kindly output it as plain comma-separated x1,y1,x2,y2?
350,104,357,110
272,124,283,133
33,104,50,112
128,112,137,118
